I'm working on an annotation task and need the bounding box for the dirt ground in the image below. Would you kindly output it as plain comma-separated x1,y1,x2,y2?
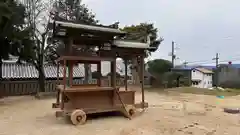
0,90,240,135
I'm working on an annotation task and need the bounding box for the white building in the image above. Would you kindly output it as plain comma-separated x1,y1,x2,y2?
191,67,213,88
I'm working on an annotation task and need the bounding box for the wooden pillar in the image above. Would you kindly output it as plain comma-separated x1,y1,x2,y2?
69,61,73,87
111,60,116,88
56,62,60,104
57,62,60,84
124,58,128,91
140,55,145,108
97,62,101,86
61,60,67,110
67,38,73,87
111,58,117,106
62,60,67,88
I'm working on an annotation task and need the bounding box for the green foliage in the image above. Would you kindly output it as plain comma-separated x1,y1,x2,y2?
164,72,183,79
0,0,31,81
146,59,190,88
0,0,27,60
52,0,99,24
0,1,12,23
121,23,163,55
163,71,190,88
147,59,172,75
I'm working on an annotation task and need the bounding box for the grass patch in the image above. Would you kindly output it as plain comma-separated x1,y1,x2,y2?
147,87,240,96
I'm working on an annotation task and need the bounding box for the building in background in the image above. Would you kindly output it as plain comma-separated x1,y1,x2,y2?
218,63,240,88
191,67,213,88
172,66,213,88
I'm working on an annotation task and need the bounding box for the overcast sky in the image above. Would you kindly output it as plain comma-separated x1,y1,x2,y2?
82,0,240,66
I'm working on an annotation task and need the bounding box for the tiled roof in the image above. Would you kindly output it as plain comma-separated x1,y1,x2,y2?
2,60,129,79
2,63,38,79
54,21,126,35
2,62,84,79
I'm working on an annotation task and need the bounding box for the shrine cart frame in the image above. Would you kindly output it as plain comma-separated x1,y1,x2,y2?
51,21,150,125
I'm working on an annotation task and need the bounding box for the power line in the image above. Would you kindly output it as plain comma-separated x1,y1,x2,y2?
186,58,240,66
182,55,240,65
186,60,213,64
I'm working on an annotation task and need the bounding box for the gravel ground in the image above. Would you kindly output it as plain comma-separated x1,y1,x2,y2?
0,91,240,135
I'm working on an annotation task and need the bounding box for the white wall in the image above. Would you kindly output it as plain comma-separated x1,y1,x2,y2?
191,69,212,88
203,73,213,88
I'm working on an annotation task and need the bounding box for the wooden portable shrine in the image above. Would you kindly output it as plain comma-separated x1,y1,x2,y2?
51,21,153,125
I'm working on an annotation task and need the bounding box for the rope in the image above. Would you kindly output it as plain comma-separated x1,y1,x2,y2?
115,88,131,119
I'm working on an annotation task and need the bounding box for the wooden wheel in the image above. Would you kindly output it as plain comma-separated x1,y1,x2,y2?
123,105,136,119
70,109,87,125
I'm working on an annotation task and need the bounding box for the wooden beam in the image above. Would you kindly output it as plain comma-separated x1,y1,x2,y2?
57,56,115,62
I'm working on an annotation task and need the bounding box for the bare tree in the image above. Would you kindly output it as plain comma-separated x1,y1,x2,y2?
19,0,56,97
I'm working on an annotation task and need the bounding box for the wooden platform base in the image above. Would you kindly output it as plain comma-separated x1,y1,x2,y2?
54,102,148,118
53,102,148,109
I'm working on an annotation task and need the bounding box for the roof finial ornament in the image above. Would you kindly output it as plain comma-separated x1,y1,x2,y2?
146,34,152,46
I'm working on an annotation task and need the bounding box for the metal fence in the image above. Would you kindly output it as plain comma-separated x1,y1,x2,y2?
1,79,124,96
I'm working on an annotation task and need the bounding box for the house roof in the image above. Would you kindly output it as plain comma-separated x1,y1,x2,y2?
54,21,126,35
2,60,130,79
172,66,213,74
172,67,193,71
194,67,213,74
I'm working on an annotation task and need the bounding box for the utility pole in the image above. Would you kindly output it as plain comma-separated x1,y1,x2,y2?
171,41,176,68
213,53,219,88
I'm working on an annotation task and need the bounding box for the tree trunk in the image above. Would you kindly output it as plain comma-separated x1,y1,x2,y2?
38,66,45,92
